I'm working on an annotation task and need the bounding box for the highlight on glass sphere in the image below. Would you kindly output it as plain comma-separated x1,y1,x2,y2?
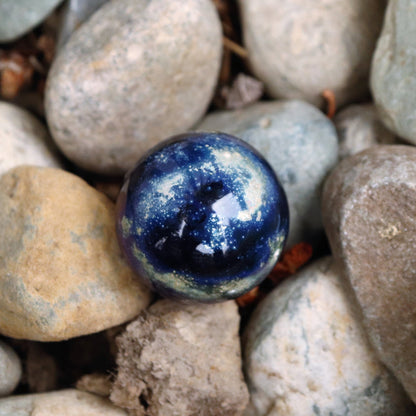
116,132,289,302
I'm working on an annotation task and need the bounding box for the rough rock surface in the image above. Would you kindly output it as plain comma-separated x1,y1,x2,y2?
371,0,416,145
0,340,21,397
0,166,151,341
111,300,249,416
334,103,397,159
0,102,62,176
322,145,416,403
196,100,338,248
46,0,222,175
0,389,127,416
239,0,385,108
0,0,64,42
243,257,415,416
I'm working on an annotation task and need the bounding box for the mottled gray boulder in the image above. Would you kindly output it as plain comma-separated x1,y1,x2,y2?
111,300,249,416
239,0,385,108
371,0,416,145
334,103,397,159
0,102,62,176
0,389,127,416
46,0,222,175
196,100,338,248
0,0,64,42
0,341,21,397
0,166,151,341
243,258,415,416
57,0,109,48
322,145,416,403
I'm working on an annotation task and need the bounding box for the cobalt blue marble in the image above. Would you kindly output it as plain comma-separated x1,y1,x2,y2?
116,132,289,302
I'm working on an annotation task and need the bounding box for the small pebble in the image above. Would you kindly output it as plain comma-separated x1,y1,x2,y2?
0,102,62,177
0,166,151,341
0,341,21,397
45,0,222,174
0,389,127,416
322,145,416,403
243,257,415,416
371,0,416,145
196,100,338,248
0,0,64,42
111,300,249,416
239,0,385,108
334,103,397,159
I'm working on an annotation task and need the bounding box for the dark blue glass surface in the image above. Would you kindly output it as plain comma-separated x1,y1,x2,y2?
116,132,289,302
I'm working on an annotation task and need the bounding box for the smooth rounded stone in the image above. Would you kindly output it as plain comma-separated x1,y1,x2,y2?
239,0,385,108
0,102,62,177
0,0,64,42
0,389,128,416
322,145,416,403
57,0,109,49
0,340,21,397
195,100,338,248
116,132,289,302
371,0,416,145
334,103,397,159
243,257,415,416
45,0,222,175
0,166,151,341
111,300,249,416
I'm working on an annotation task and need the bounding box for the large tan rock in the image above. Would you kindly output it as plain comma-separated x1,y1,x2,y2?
0,166,151,341
322,145,416,403
45,0,222,174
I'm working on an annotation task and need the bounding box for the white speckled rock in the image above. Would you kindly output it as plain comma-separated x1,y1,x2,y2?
46,0,222,175
0,389,127,416
243,258,415,416
0,102,62,177
322,145,416,403
371,0,416,145
334,104,397,159
0,0,64,42
0,341,21,397
196,100,338,248
111,300,249,416
0,166,151,341
239,0,385,108
57,0,109,48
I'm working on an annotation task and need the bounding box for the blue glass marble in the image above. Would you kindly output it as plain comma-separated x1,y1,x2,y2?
116,132,289,302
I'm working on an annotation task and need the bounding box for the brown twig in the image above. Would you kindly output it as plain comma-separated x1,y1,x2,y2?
222,37,248,58
322,89,336,118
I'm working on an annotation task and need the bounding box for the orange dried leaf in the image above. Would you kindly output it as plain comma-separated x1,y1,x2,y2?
322,89,336,119
268,242,313,284
236,286,261,308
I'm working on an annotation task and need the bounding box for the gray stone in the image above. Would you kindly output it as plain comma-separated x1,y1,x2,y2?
0,340,21,397
0,102,62,177
243,257,415,416
57,0,109,49
322,145,416,403
111,300,249,416
371,0,416,145
0,389,127,416
334,103,397,159
239,0,385,108
0,166,151,341
45,0,222,175
196,100,338,248
0,0,64,42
